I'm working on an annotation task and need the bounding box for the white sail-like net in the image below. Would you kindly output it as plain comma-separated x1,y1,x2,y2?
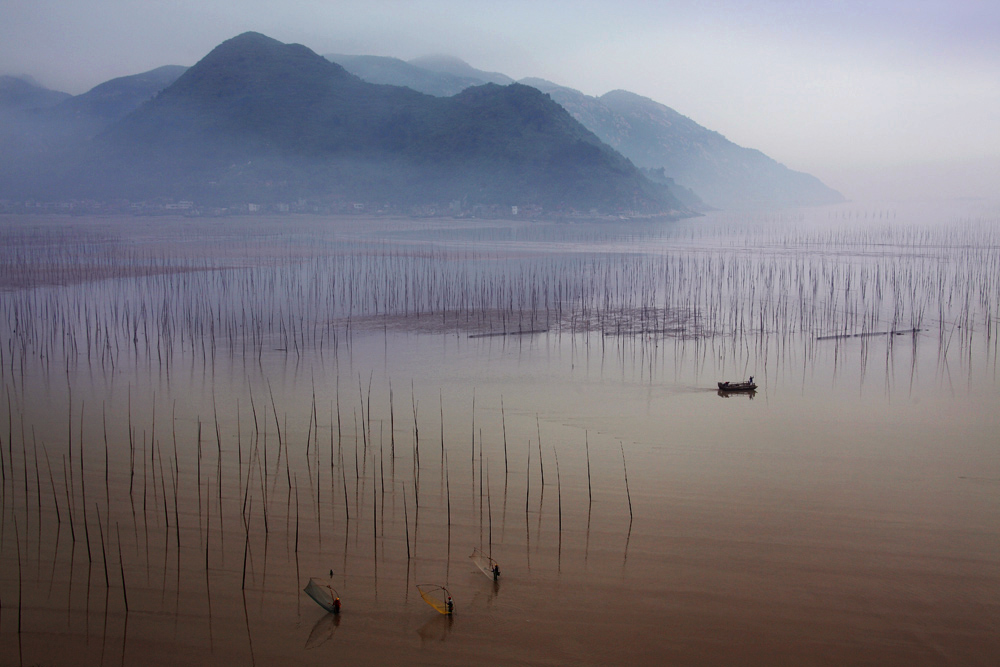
304,578,339,613
470,548,499,580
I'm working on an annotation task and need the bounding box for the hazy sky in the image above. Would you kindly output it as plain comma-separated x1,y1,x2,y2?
3,0,998,202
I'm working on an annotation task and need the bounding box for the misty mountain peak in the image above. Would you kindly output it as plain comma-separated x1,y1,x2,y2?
53,33,679,215
209,31,287,56
151,30,358,115
0,75,71,110
408,55,513,85
190,31,348,77
409,54,472,70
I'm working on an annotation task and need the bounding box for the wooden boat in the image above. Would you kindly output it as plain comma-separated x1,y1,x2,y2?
717,380,757,392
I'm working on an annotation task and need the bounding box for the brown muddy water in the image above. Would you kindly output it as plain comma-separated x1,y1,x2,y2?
1,205,998,666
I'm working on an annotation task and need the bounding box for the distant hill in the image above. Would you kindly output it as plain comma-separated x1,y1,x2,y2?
5,36,842,212
327,55,478,97
408,55,513,85
319,53,843,209
0,77,74,171
54,65,188,132
1,69,189,194
0,75,70,110
525,83,844,209
10,32,685,216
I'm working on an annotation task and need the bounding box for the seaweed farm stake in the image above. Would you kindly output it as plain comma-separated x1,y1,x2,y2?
525,441,531,516
487,460,493,553
620,442,633,522
411,380,420,486
41,442,61,525
80,401,92,562
102,402,110,516
536,415,545,486
445,450,452,533
501,396,508,478
117,522,128,613
555,448,562,533
294,474,300,553
402,481,411,560
63,454,76,541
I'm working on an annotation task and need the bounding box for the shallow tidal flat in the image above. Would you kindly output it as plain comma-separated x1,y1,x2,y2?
1,205,998,665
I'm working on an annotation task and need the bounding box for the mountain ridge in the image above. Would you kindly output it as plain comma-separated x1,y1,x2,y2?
57,65,187,128
327,56,843,208
10,32,685,216
0,75,71,110
408,55,513,85
589,88,843,208
327,55,476,97
3,36,841,212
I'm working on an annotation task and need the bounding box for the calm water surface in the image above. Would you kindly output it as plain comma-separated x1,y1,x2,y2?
1,203,998,665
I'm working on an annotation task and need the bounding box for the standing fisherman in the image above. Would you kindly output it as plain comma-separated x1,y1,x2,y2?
329,569,340,613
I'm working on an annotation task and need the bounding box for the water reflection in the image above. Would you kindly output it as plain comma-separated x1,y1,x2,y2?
1,204,998,665
717,389,756,399
305,612,340,650
417,614,453,644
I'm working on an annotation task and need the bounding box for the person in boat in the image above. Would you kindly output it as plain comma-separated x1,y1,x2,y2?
492,564,500,581
748,376,754,385
333,596,341,614
446,596,454,614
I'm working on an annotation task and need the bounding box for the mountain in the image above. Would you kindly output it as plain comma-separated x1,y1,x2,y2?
14,32,684,216
0,77,74,170
524,82,844,209
315,53,842,209
1,68,189,193
0,75,70,111
54,65,187,131
326,53,516,98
